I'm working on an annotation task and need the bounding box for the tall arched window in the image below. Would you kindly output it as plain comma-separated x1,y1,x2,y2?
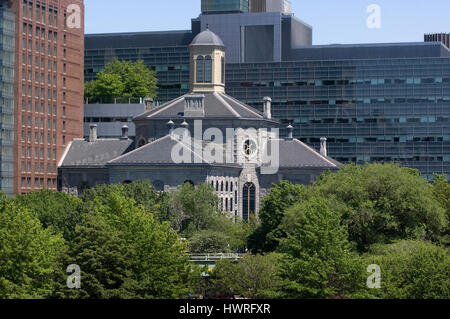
242,183,255,222
204,56,212,83
196,56,204,83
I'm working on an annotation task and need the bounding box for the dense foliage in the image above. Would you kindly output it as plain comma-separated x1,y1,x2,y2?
0,163,448,299
84,58,158,103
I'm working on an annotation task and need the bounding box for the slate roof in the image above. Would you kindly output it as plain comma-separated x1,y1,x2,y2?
134,92,276,122
267,139,341,169
107,135,240,168
190,29,225,47
59,139,134,168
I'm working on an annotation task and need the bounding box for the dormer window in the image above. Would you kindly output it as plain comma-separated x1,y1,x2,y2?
196,55,212,83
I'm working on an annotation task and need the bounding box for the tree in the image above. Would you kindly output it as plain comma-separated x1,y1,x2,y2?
248,181,307,253
60,213,137,299
82,181,173,227
0,196,65,298
171,182,220,235
209,254,282,299
312,163,447,252
84,58,158,103
432,174,450,245
85,190,195,298
363,240,450,299
11,190,84,241
188,230,232,254
276,196,363,299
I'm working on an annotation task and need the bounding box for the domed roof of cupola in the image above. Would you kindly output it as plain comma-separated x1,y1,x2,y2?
190,28,224,47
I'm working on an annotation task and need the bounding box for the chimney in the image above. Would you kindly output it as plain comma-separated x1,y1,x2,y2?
89,124,97,142
181,120,190,137
263,97,272,119
121,125,129,140
320,137,328,157
144,97,154,111
167,120,175,136
286,124,294,141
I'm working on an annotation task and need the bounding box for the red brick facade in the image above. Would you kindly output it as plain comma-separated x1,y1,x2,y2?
10,0,84,194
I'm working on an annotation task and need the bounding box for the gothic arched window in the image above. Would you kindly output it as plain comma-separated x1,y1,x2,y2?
242,182,255,222
196,56,204,83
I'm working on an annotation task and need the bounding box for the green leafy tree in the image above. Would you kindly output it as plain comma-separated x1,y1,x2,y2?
276,196,363,299
248,181,307,253
84,73,125,103
82,181,173,227
432,174,450,245
171,182,220,235
88,190,195,298
11,190,84,241
188,230,232,253
313,163,447,251
209,254,283,299
85,58,158,103
363,240,450,299
0,196,65,298
59,213,137,299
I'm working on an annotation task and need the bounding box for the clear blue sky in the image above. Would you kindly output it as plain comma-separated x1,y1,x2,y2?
85,0,450,45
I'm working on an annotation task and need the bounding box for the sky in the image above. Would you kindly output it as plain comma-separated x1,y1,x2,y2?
85,0,450,45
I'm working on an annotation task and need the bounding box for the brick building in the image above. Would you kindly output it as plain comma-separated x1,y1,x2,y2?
0,0,84,195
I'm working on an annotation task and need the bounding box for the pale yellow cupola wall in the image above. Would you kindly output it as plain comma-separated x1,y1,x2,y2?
189,28,226,94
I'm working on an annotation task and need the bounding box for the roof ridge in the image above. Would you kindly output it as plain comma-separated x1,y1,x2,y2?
107,135,172,164
293,139,338,167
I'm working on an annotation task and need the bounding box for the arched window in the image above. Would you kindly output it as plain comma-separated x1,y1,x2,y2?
230,182,233,192
215,181,219,191
242,183,255,222
225,198,228,211
226,181,229,192
196,56,204,83
153,180,164,191
221,181,224,191
221,57,225,84
204,56,212,83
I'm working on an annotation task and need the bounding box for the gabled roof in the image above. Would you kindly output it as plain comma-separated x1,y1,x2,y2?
59,139,134,168
107,135,240,168
270,139,341,169
134,92,277,122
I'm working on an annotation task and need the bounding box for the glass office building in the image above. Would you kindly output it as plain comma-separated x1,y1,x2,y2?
201,0,249,14
0,0,16,196
84,7,450,180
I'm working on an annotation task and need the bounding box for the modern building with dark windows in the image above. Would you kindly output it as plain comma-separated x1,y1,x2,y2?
84,0,450,180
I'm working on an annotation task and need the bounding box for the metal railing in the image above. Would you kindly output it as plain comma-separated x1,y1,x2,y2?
190,253,245,262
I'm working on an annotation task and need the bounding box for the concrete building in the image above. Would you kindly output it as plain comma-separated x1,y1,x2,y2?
83,102,146,139
0,0,85,196
83,2,450,180
61,30,340,219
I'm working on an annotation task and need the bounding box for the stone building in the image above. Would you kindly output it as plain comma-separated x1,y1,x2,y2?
59,29,340,220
